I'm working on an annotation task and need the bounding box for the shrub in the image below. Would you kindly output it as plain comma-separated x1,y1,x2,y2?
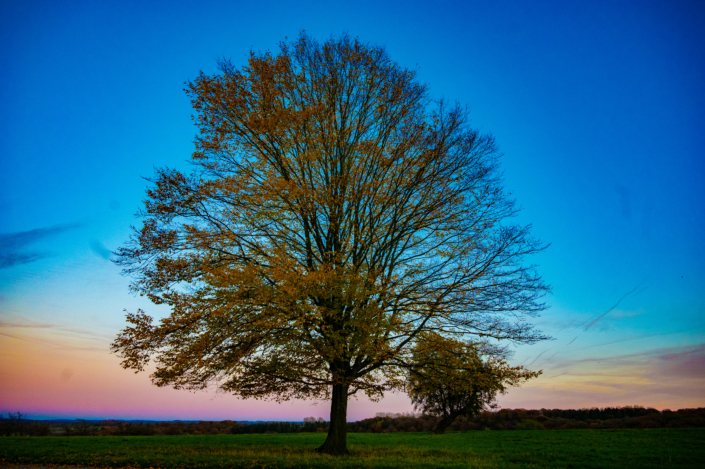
560,421,589,430
516,419,544,430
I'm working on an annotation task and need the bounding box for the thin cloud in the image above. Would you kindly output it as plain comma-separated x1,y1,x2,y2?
0,317,114,341
535,336,580,368
0,252,46,268
552,317,583,334
571,328,694,352
536,344,705,405
0,331,106,353
552,343,705,371
542,350,561,364
89,239,112,260
0,223,82,250
0,321,56,329
0,223,82,268
527,350,547,366
584,279,649,331
654,346,705,380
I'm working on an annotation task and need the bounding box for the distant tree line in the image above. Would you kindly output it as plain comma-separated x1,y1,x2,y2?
458,406,705,431
0,413,51,436
2,407,704,437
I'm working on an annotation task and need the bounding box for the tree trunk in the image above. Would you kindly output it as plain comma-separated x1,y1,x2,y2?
433,410,462,434
317,382,350,455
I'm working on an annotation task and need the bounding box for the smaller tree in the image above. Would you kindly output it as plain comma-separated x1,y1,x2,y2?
406,334,539,434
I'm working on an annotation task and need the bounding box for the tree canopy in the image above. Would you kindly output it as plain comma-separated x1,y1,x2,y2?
112,32,549,455
407,333,540,434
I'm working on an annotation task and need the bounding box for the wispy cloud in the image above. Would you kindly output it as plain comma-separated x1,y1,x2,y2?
0,331,106,353
528,336,580,368
542,350,562,364
0,321,55,329
653,346,705,380
571,328,695,352
0,252,46,268
0,317,113,342
584,279,649,331
89,239,112,260
549,343,705,380
0,223,82,268
508,343,705,409
527,350,547,366
0,223,82,250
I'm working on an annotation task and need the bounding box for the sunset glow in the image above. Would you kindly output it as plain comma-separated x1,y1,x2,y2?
1,0,703,421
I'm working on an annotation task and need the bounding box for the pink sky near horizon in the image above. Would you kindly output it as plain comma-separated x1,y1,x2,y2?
2,321,703,421
0,326,412,421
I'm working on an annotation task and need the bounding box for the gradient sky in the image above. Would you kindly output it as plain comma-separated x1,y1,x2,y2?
1,0,703,421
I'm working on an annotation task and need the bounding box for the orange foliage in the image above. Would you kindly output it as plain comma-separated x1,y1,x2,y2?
112,32,548,455
407,333,540,433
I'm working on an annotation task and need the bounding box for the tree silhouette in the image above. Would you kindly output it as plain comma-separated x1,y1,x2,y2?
407,333,539,434
112,32,549,455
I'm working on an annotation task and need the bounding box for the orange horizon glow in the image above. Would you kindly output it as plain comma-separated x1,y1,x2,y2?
2,324,702,421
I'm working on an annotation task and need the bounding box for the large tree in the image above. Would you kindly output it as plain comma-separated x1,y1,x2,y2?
112,33,549,455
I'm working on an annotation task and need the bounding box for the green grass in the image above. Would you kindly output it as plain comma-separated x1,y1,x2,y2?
1,428,703,468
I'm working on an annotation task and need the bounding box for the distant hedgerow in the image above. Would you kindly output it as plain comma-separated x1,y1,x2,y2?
2,406,703,437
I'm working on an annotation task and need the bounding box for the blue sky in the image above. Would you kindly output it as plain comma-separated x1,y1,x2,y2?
1,0,703,420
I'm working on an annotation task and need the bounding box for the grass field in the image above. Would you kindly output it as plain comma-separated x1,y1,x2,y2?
1,428,703,468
